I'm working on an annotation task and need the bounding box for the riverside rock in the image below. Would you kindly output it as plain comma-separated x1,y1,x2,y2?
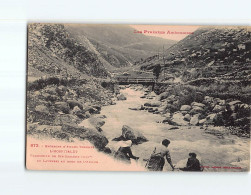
35,105,49,114
213,105,225,113
204,96,214,104
72,106,81,114
162,117,179,126
158,92,169,101
144,101,161,107
54,114,81,125
228,100,242,106
61,124,108,150
164,112,171,118
80,115,106,132
117,93,127,100
199,119,207,125
55,102,70,114
205,113,217,124
190,106,204,114
158,105,167,113
67,100,83,110
213,113,225,126
121,125,148,144
151,101,161,107
129,106,143,110
172,112,189,126
144,102,151,107
180,105,192,111
191,102,205,108
184,114,191,121
88,116,105,128
190,114,200,125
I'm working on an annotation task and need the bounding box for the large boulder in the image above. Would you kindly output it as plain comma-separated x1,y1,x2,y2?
67,100,83,110
164,112,171,118
199,119,207,125
72,106,81,114
184,114,191,121
32,105,54,125
218,99,226,106
205,113,217,125
82,106,100,114
190,106,204,114
80,116,105,132
204,96,214,104
55,86,67,96
117,93,127,100
92,105,101,112
44,86,58,95
166,95,176,103
151,101,161,107
213,113,225,126
213,98,223,105
148,108,158,113
148,91,156,98
121,125,148,144
45,94,59,102
144,102,151,107
158,92,169,101
129,105,144,111
158,105,168,113
54,114,81,125
88,116,105,128
191,102,205,108
172,112,189,126
61,124,108,150
35,105,49,114
228,100,242,106
144,101,161,107
190,114,200,125
162,117,179,126
55,102,70,114
180,105,192,111
213,105,225,113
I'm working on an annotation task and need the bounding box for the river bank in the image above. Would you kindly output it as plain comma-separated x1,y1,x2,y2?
88,85,250,172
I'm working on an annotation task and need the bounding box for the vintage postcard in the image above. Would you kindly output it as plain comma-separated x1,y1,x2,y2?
26,23,250,171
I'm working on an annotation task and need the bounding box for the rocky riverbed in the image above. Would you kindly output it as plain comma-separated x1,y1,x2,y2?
27,82,250,172
82,85,250,172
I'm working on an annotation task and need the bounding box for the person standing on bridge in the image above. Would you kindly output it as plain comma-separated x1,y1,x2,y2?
153,64,161,81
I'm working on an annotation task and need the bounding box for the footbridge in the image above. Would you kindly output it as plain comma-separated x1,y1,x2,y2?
115,76,156,85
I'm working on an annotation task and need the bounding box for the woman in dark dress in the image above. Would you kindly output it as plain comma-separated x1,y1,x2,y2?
180,153,202,171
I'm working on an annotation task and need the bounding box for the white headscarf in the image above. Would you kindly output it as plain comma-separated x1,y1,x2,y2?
115,140,132,151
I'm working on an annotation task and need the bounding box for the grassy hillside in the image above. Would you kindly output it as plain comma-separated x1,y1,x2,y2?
27,24,116,145
28,24,109,79
133,26,251,136
65,24,177,68
139,26,251,80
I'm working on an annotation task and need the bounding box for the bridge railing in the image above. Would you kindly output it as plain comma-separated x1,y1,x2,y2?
115,77,155,83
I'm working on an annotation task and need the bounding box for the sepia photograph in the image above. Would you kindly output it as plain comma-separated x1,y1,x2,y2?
26,23,250,172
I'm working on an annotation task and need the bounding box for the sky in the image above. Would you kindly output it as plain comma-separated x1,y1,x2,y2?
130,25,199,41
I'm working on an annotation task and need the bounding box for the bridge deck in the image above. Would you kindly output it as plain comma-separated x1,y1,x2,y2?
115,77,156,84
